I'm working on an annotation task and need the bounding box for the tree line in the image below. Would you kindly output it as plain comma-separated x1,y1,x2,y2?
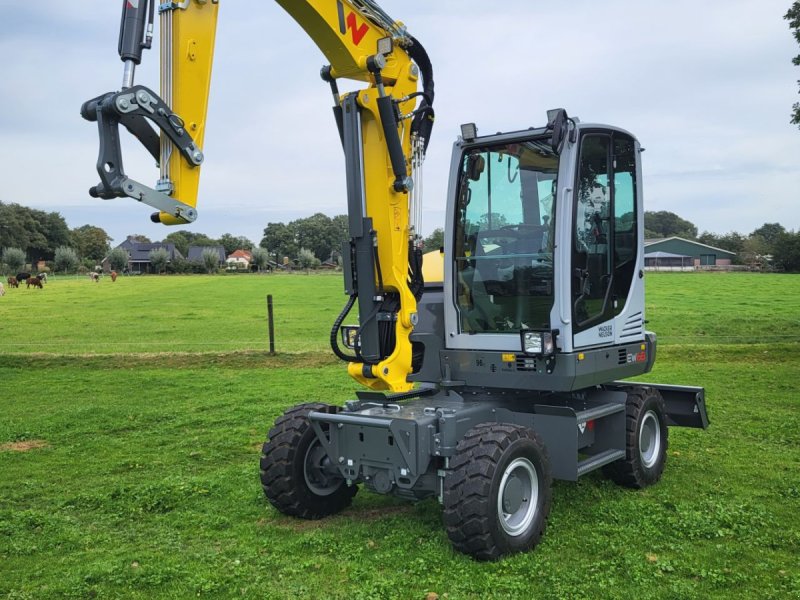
642,211,800,271
3,200,800,273
423,212,800,272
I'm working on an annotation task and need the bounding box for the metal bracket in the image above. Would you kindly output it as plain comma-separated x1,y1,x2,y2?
81,85,202,222
158,1,191,13
118,177,197,222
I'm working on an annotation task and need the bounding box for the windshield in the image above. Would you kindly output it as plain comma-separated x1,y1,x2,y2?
453,138,559,334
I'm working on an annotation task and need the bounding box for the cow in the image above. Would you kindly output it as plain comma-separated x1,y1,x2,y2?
90,272,101,282
110,270,118,282
37,273,48,283
7,276,18,288
26,276,43,289
0,282,4,296
16,272,31,282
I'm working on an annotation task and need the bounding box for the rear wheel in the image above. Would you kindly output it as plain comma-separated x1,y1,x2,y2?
604,387,668,488
443,423,552,560
260,403,357,519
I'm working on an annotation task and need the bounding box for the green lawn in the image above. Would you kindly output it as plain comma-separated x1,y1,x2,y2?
0,272,798,599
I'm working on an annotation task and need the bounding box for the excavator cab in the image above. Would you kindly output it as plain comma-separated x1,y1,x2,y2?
428,113,648,390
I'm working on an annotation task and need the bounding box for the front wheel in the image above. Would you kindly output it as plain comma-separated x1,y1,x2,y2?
260,403,357,519
604,387,669,488
443,423,552,560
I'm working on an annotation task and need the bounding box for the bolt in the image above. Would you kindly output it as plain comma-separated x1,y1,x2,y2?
192,151,203,163
137,91,149,103
118,98,130,109
338,456,344,463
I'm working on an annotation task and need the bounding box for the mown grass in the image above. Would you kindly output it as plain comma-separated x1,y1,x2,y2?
0,272,798,599
0,273,346,354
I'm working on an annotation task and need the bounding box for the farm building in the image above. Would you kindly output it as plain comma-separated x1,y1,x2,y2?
226,249,252,270
644,237,736,269
187,245,226,266
102,238,183,273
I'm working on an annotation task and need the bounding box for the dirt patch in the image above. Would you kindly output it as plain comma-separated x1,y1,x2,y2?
0,439,49,452
349,504,415,522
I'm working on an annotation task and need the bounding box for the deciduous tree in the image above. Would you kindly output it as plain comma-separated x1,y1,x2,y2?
786,2,800,127
260,222,298,262
423,227,445,251
2,247,26,273
201,248,221,274
750,223,786,251
773,231,800,271
218,233,253,255
297,247,320,271
108,247,129,272
148,247,169,274
54,246,80,274
71,225,112,261
644,211,697,239
250,247,270,272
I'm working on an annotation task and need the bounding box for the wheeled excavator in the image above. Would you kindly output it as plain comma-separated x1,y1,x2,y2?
82,0,708,560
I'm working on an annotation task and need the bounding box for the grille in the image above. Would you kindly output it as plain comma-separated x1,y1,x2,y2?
516,356,538,372
618,348,627,365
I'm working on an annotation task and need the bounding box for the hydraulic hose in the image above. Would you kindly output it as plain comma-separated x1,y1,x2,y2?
330,294,360,362
408,34,435,153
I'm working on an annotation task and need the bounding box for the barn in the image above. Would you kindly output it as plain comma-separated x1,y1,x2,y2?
644,237,737,269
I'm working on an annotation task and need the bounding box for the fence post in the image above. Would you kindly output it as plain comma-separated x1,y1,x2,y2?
267,294,276,355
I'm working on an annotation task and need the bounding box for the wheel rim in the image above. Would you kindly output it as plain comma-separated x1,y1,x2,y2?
639,410,662,469
497,457,539,537
303,439,341,496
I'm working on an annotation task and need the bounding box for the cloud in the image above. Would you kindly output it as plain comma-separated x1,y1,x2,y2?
1,0,799,247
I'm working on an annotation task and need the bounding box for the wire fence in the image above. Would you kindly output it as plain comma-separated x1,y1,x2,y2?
1,273,797,356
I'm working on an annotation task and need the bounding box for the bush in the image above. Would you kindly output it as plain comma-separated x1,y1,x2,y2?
54,247,80,274
2,247,26,274
108,247,129,272
166,256,191,274
149,248,169,274
201,248,221,274
250,247,270,272
297,248,320,271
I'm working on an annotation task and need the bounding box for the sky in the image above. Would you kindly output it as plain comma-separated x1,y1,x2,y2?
1,0,799,247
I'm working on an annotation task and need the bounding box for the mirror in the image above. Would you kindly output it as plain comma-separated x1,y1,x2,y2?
546,108,569,154
467,154,485,181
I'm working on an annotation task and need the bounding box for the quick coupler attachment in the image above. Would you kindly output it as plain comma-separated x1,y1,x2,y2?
80,85,202,223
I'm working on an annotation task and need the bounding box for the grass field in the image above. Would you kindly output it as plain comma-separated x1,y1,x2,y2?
1,272,798,599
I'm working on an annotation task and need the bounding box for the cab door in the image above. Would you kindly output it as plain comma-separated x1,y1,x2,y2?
571,130,641,348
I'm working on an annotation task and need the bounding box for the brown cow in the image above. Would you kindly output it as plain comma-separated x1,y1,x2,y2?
7,276,18,288
26,276,43,289
110,270,117,282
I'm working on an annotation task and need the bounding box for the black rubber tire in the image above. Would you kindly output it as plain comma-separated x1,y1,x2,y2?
260,403,357,519
603,387,669,488
442,423,552,561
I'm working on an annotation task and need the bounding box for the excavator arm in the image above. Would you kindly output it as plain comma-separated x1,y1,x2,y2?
81,0,434,392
